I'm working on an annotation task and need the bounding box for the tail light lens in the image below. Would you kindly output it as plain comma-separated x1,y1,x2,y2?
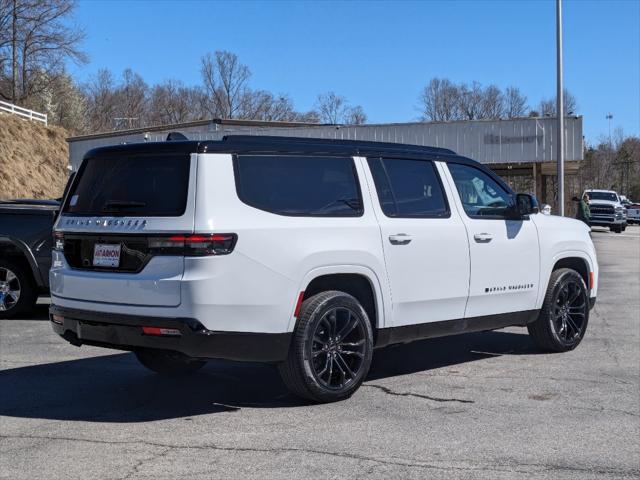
53,231,64,251
148,234,237,256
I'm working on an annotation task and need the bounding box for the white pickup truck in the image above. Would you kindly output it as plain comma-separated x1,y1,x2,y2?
584,189,627,233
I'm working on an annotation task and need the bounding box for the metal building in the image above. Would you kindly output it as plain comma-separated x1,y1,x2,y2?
67,116,584,202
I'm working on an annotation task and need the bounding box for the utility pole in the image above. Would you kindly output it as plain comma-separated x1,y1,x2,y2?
556,0,565,216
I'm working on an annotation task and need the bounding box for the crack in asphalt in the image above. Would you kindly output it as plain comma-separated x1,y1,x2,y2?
363,384,475,404
0,433,637,478
121,447,172,480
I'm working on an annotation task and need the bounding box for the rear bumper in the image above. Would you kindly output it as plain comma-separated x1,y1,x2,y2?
49,305,291,363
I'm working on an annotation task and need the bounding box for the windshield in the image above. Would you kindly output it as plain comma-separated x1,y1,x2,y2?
588,192,618,202
63,154,190,216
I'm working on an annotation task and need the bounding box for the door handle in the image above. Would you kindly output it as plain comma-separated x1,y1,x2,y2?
473,232,493,243
389,234,412,245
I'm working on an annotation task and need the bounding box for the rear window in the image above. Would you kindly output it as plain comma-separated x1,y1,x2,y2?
64,154,190,216
234,155,363,216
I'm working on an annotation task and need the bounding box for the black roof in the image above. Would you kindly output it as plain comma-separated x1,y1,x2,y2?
82,135,513,193
83,134,484,165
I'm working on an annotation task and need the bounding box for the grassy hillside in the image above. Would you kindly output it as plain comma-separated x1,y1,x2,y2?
0,113,69,200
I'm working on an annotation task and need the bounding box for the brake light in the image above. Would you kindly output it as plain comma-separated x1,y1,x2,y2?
53,231,64,251
148,233,237,256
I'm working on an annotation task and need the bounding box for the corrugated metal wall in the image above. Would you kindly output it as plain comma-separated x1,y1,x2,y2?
68,116,583,170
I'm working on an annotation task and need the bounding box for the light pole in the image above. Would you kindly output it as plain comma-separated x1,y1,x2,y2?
606,113,613,147
556,0,565,216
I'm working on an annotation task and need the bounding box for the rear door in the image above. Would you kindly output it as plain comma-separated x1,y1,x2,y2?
51,151,197,307
363,157,470,327
442,162,540,318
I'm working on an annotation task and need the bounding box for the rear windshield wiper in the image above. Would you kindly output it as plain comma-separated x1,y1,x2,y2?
101,200,147,212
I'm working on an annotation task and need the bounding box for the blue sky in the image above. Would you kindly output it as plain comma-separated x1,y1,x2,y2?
69,0,639,143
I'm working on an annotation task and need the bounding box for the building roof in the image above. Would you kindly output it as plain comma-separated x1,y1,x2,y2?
67,118,333,142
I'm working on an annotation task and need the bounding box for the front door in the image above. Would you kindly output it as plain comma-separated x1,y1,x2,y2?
443,163,540,318
361,157,470,327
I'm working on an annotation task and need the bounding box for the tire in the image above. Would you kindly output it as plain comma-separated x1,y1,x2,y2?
610,225,621,233
0,258,37,319
527,268,589,352
278,291,374,403
135,349,206,375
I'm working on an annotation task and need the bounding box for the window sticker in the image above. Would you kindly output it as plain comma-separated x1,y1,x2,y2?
70,194,78,207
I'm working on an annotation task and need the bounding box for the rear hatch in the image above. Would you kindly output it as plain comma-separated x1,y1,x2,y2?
52,147,197,307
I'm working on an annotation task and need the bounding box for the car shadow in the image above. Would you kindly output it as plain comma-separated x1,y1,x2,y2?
6,303,50,321
0,330,539,422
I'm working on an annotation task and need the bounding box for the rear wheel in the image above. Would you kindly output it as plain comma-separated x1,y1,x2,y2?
135,349,206,375
528,268,589,352
0,259,37,319
279,291,374,403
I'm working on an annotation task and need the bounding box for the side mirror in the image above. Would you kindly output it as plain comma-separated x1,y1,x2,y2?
510,193,538,219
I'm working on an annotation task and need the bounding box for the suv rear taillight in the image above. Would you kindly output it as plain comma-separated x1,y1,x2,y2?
148,234,237,256
53,231,64,251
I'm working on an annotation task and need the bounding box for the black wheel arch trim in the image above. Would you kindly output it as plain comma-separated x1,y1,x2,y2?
0,235,45,287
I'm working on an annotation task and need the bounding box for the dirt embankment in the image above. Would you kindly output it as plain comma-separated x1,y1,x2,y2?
0,112,69,200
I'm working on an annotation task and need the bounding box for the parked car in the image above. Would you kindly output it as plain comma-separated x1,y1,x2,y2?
0,199,59,317
583,189,627,233
50,136,598,403
625,202,640,224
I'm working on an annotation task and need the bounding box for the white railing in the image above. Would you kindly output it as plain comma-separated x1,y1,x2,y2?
0,100,47,125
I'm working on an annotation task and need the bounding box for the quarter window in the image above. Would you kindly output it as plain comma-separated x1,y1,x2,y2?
234,155,363,217
367,158,449,218
448,163,513,218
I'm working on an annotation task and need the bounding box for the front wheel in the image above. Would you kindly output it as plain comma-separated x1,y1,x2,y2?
528,268,589,352
279,291,374,403
135,349,206,375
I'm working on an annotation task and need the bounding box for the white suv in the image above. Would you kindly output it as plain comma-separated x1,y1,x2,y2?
50,136,598,403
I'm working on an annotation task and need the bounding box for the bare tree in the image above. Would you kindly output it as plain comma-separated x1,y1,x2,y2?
345,105,367,125
148,80,205,125
314,92,366,124
315,91,347,124
419,78,460,122
479,84,505,119
504,86,528,118
538,89,578,116
201,50,251,119
0,0,87,103
82,68,117,132
112,68,148,129
457,81,483,120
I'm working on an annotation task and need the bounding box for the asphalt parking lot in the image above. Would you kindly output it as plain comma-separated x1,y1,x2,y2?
1,226,638,479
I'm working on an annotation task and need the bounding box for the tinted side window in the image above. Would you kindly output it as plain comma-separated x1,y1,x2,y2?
448,163,513,218
367,158,449,218
234,155,363,217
